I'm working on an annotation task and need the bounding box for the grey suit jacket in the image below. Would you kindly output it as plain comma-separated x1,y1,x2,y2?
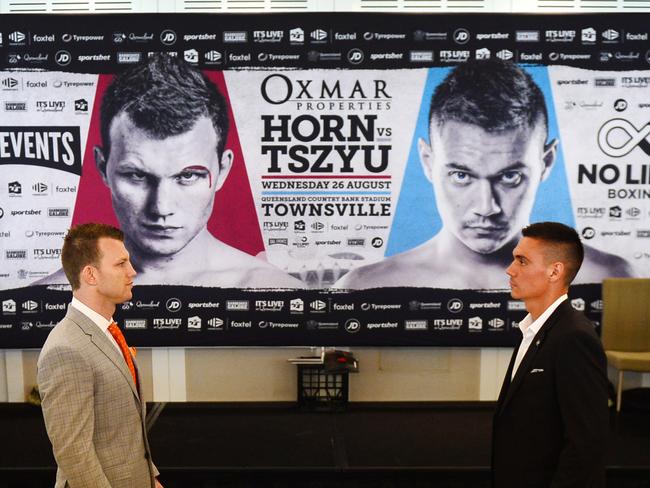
37,306,159,488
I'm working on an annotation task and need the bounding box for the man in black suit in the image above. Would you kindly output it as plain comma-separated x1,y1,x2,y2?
493,221,609,488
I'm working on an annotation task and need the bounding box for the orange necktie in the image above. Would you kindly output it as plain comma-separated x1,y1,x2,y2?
108,321,138,391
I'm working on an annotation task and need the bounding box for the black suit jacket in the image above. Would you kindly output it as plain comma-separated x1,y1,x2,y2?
492,300,609,488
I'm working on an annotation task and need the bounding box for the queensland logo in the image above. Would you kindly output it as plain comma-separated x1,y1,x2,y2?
597,119,650,157
0,127,82,175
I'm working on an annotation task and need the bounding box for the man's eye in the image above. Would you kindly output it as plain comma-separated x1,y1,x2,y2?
120,171,146,181
176,170,208,186
449,171,472,185
499,171,523,187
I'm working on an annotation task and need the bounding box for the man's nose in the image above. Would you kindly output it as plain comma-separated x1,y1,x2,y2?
127,261,137,278
472,180,501,217
147,180,175,217
505,262,515,277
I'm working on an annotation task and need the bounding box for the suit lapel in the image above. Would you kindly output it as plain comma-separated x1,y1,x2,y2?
67,307,141,402
496,339,521,411
499,301,568,412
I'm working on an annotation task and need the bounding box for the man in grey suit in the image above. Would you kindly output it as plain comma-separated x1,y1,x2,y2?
37,223,163,488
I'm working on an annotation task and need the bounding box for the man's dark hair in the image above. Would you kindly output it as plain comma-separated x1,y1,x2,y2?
522,221,584,285
429,60,548,136
62,223,124,290
100,53,230,160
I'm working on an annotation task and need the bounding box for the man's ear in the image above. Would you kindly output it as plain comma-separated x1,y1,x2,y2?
418,138,435,184
94,146,109,186
541,139,558,182
214,149,234,192
547,261,564,283
80,265,97,286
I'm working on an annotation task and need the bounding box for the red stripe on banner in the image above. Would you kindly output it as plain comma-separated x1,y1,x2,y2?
262,175,392,179
203,71,264,257
71,74,120,228
71,71,264,258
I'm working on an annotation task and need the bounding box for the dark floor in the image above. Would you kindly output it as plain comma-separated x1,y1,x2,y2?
1,398,649,487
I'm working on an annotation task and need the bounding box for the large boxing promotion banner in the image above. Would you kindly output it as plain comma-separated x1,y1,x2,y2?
1,13,649,348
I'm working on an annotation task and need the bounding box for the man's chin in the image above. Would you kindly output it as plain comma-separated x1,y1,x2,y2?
132,239,188,258
463,238,508,255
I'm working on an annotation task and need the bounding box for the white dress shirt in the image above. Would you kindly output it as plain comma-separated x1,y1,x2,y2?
511,294,568,380
70,297,122,354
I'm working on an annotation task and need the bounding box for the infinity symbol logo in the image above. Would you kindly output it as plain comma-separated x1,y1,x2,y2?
598,118,650,157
